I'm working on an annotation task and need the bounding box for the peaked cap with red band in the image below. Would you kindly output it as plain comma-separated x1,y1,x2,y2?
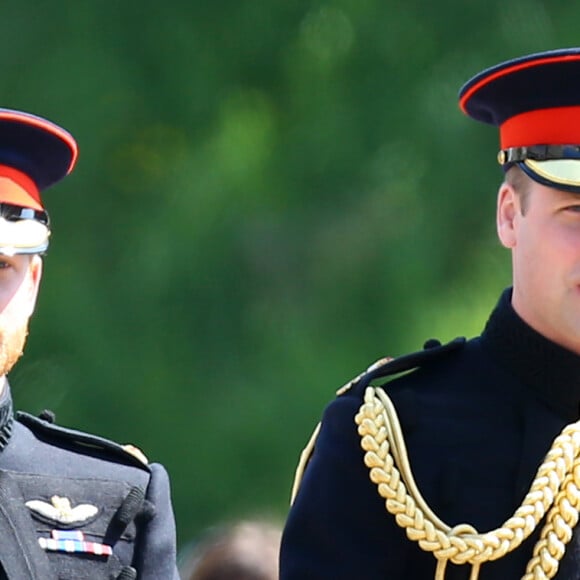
0,108,78,211
459,48,580,192
0,109,78,255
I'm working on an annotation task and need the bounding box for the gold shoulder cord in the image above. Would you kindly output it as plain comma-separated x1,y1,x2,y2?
355,386,580,580
290,421,321,505
290,357,393,506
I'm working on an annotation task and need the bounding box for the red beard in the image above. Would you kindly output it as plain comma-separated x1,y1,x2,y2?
0,322,28,377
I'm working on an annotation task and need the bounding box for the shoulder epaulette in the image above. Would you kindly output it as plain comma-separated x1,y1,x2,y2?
291,337,466,505
16,411,151,472
336,336,466,396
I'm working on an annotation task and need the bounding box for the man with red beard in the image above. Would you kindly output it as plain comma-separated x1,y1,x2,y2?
0,109,179,579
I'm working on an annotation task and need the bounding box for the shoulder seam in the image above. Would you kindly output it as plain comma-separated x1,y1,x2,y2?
16,412,151,472
337,337,466,396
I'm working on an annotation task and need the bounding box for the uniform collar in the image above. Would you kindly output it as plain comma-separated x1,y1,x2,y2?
481,287,580,421
0,379,13,449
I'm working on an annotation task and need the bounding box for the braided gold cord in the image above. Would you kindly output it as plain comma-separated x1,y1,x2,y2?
355,386,580,580
522,463,580,579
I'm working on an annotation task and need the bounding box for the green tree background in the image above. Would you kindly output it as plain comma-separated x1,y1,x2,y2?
0,0,575,555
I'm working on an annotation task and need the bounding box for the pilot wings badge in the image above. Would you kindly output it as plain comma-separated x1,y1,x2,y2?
26,495,99,525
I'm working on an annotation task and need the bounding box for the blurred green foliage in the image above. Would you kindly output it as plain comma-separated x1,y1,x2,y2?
1,0,576,549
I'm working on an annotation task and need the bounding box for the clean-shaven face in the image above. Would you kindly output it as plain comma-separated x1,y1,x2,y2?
499,178,580,355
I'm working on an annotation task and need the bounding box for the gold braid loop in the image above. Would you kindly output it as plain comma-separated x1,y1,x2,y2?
354,386,580,580
522,463,580,579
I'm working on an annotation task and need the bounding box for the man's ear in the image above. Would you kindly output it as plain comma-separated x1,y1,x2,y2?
25,255,43,317
497,182,519,249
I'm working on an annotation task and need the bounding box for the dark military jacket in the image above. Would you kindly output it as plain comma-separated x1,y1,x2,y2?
280,289,580,579
0,386,179,580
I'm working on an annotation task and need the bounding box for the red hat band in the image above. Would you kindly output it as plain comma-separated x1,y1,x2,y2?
0,165,42,211
500,106,580,149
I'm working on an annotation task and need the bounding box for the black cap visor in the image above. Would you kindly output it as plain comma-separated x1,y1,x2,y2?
499,144,580,192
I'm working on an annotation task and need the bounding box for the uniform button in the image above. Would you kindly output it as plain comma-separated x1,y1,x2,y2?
38,409,56,423
423,338,441,349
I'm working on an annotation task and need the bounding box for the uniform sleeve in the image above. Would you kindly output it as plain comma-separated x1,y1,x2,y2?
134,462,180,580
279,395,413,580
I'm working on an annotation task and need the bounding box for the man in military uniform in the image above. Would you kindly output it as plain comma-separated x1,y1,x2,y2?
280,49,580,579
0,109,179,579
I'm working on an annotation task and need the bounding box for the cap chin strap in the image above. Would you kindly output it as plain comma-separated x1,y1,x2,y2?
498,144,580,165
356,386,580,580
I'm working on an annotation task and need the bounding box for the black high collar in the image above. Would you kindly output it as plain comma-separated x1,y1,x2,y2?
481,288,580,421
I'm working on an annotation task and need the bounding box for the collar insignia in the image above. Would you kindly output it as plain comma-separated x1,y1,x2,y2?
26,495,98,525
